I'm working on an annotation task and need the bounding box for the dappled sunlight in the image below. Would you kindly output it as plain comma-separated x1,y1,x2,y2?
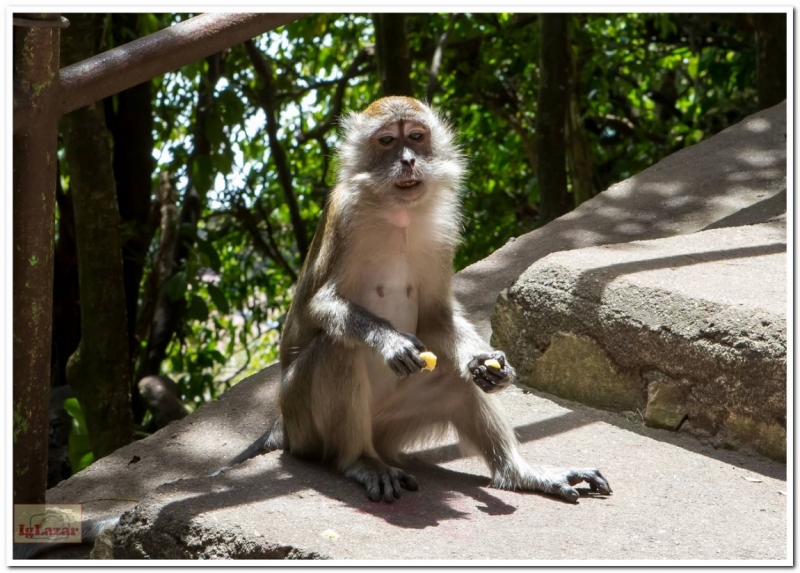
735,149,784,167
727,168,783,181
743,117,772,133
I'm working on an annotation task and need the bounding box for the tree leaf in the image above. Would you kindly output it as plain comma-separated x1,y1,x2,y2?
166,272,188,302
207,284,230,313
187,294,209,322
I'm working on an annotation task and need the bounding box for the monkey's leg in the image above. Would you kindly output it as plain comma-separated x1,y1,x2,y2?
450,383,612,503
299,338,418,502
279,339,324,460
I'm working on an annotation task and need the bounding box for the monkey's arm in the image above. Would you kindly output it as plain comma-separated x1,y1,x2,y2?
307,283,427,377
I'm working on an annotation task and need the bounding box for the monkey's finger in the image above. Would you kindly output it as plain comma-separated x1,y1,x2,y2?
408,351,426,369
402,333,427,352
399,353,420,374
389,358,413,377
468,354,491,371
474,375,497,393
487,351,507,367
482,366,507,381
476,365,507,385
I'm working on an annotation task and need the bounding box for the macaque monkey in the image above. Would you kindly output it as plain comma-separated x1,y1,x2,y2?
269,96,611,503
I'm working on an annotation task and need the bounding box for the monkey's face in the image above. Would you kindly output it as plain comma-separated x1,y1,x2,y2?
337,97,466,208
370,120,431,203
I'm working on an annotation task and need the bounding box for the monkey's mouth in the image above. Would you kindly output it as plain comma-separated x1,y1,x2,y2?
395,179,421,190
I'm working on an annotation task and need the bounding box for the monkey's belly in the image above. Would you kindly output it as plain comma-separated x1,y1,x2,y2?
354,258,418,336
353,257,419,393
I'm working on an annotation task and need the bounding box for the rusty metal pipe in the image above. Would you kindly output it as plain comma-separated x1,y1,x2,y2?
13,14,61,505
59,12,305,116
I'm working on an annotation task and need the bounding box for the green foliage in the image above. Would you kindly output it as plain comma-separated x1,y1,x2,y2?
90,13,763,412
63,398,95,473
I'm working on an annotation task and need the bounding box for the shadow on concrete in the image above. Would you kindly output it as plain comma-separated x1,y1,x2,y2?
517,387,787,483
702,188,786,231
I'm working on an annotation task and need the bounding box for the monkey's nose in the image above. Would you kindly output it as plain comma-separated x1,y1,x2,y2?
401,157,416,168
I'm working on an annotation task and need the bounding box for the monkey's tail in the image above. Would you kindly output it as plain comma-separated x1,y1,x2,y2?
211,417,288,476
13,516,120,560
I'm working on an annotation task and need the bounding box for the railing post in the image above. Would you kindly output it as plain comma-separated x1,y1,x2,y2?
13,13,62,505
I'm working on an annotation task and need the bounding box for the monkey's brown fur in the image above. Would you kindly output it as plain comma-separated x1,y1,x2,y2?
275,97,611,503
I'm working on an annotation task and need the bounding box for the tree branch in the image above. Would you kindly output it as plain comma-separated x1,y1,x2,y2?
280,54,374,101
233,199,298,283
296,47,374,145
426,13,461,102
244,39,310,260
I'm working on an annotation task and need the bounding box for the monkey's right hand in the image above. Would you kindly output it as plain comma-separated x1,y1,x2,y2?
381,331,427,377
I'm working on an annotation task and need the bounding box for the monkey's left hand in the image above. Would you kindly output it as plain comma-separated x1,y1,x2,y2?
469,351,515,393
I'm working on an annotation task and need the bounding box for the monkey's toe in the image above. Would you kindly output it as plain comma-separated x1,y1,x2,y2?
574,469,612,495
399,471,419,491
347,457,418,502
556,468,612,499
557,484,580,503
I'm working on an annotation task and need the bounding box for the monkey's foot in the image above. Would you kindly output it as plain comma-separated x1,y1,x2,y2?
345,456,419,503
469,351,516,393
525,467,612,503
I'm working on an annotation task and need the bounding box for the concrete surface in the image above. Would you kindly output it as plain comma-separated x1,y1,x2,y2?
110,384,786,560
493,220,786,460
32,102,787,562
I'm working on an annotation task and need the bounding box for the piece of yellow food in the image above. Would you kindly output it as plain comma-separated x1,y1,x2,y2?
320,529,339,540
484,359,502,370
420,351,438,371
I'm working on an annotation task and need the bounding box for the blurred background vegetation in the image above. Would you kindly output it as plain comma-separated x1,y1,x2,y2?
48,12,785,483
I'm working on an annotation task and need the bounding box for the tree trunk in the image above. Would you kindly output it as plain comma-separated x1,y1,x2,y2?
13,13,61,505
565,19,594,207
536,14,571,224
753,14,787,110
136,173,179,356
61,13,134,459
137,55,219,381
374,14,413,97
105,14,156,422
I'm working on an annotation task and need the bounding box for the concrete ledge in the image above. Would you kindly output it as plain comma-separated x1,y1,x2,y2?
493,220,786,460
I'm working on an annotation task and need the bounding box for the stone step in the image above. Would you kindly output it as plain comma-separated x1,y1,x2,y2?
492,219,786,460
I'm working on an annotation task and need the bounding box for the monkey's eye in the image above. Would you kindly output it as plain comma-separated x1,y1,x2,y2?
378,135,395,145
408,132,424,141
